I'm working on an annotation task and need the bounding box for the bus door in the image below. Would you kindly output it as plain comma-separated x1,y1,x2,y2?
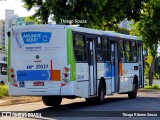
87,37,97,96
110,41,119,92
138,44,144,88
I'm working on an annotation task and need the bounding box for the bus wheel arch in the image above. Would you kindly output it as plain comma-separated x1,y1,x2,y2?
133,75,138,89
128,75,138,99
96,77,106,104
42,96,62,107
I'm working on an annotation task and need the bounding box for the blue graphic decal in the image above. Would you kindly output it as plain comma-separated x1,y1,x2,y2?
21,32,51,44
104,63,112,77
17,70,51,81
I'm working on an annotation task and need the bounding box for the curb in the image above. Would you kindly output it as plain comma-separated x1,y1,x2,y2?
0,96,42,106
138,89,160,92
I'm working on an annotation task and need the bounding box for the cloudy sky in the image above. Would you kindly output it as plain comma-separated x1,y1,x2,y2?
0,0,35,20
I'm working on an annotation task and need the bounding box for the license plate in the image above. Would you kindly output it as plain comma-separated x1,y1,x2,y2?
33,82,44,86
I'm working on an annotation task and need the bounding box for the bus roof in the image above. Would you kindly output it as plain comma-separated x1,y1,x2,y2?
11,24,142,41
68,26,142,41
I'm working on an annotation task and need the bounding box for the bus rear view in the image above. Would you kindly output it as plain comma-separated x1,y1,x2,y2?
8,25,144,107
8,25,70,106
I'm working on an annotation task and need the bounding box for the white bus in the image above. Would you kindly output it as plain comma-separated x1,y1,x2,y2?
8,25,144,106
0,61,7,84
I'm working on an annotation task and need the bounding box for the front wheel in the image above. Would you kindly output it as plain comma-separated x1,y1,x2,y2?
42,96,62,107
128,83,137,99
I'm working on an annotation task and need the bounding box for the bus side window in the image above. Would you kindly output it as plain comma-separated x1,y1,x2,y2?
96,37,103,62
124,40,132,62
102,38,110,62
73,34,86,62
119,40,125,62
132,41,138,62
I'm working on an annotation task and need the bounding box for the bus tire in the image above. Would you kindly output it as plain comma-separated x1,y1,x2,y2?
128,82,137,99
96,82,105,104
42,96,62,107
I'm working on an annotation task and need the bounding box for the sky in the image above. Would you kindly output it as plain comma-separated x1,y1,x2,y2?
0,0,35,20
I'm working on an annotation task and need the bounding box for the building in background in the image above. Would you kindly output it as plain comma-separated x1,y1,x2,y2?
0,20,7,62
10,17,34,27
4,9,34,51
5,9,16,51
0,9,35,61
0,20,5,50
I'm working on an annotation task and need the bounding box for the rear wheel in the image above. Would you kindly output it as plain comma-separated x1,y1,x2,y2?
96,83,105,104
128,83,137,99
42,96,62,107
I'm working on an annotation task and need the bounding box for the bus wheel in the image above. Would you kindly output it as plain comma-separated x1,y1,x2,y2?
42,96,62,107
128,83,137,99
96,83,105,104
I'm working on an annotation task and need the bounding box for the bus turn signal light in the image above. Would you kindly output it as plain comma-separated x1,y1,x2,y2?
9,68,14,73
64,67,70,72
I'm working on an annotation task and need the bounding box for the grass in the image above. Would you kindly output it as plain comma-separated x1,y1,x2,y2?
0,85,9,98
145,85,160,90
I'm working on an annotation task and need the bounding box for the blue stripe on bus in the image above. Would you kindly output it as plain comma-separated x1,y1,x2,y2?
17,70,51,81
104,63,113,77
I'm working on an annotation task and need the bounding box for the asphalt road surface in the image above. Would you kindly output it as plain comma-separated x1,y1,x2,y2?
0,90,160,120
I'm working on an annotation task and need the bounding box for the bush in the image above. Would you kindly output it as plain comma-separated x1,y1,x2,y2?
152,85,160,89
0,85,9,97
145,85,160,90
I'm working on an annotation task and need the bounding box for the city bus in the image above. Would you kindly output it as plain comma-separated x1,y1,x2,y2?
0,61,7,84
8,25,144,106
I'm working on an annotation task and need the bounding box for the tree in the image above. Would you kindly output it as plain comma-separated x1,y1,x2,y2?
132,0,160,86
22,0,144,30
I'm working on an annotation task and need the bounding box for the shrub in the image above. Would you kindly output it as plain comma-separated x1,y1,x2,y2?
152,85,160,89
0,85,9,97
145,85,160,90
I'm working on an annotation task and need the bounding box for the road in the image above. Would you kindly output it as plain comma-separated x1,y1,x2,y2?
0,90,160,120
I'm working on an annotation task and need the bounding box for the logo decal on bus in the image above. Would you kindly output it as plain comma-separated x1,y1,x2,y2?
19,82,25,87
21,32,51,44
